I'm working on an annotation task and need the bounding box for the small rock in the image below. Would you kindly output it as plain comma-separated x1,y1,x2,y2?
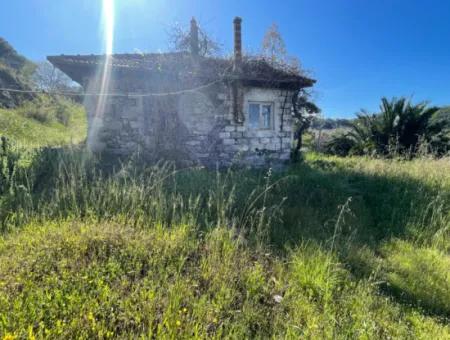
273,294,283,303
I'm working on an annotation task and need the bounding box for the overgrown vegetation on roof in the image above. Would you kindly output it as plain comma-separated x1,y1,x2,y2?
47,53,314,91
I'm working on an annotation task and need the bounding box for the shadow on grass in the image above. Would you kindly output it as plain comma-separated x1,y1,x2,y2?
2,146,449,318
3,145,446,248
267,159,446,249
268,158,449,319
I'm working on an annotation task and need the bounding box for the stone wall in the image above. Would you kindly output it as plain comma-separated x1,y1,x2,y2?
219,87,294,167
83,73,295,168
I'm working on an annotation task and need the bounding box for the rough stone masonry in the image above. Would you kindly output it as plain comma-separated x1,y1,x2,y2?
48,17,315,168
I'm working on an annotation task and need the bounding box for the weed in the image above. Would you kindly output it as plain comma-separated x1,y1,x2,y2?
0,147,449,337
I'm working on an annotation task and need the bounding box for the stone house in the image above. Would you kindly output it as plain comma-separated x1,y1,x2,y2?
48,17,315,167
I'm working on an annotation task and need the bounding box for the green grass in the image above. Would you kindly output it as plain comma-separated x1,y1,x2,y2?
0,97,86,146
381,240,450,316
0,145,449,338
1,222,448,339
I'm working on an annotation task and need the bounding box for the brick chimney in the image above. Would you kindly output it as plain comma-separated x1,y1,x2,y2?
190,17,199,56
232,17,244,123
233,17,242,71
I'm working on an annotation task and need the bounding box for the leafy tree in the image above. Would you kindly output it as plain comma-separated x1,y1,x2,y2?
292,90,320,160
426,107,450,155
310,117,353,130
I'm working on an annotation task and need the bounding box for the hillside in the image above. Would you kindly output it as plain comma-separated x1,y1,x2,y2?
0,37,36,108
0,38,87,146
0,100,86,146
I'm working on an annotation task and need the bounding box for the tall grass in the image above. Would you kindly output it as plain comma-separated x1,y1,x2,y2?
0,145,449,338
0,143,283,245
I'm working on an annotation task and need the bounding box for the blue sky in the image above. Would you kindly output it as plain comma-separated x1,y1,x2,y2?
1,0,450,118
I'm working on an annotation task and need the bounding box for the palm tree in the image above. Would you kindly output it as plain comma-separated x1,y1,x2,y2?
326,97,439,156
397,101,438,152
346,111,378,154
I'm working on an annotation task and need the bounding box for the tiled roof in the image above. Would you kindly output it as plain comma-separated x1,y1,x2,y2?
48,52,315,89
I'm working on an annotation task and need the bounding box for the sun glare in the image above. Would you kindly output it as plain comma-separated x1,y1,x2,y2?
102,0,115,55
88,0,115,149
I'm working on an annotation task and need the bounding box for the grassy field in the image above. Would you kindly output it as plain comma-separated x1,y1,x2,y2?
0,97,87,146
0,145,449,338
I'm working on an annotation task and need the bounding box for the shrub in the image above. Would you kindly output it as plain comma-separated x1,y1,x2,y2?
324,134,357,156
16,95,77,126
326,97,444,157
427,107,450,156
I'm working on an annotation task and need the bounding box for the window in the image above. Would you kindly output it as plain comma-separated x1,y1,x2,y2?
248,102,273,130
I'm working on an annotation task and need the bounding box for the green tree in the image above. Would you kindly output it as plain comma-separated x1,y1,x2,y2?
327,97,440,157
292,90,320,160
426,107,450,155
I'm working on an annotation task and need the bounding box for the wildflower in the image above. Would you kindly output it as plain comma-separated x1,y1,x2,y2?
2,334,16,340
87,311,96,329
182,307,188,313
176,320,181,327
87,311,95,323
28,325,36,340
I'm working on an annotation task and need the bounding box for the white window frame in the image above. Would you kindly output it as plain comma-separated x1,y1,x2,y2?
247,101,274,130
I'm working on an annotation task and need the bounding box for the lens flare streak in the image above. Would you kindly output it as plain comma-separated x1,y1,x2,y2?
89,0,115,149
103,0,115,56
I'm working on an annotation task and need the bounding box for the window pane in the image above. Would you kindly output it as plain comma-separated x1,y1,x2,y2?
261,105,271,129
249,104,260,129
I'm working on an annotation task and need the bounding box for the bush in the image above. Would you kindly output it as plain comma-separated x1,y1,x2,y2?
427,107,450,156
325,97,446,158
324,134,357,156
17,95,77,126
